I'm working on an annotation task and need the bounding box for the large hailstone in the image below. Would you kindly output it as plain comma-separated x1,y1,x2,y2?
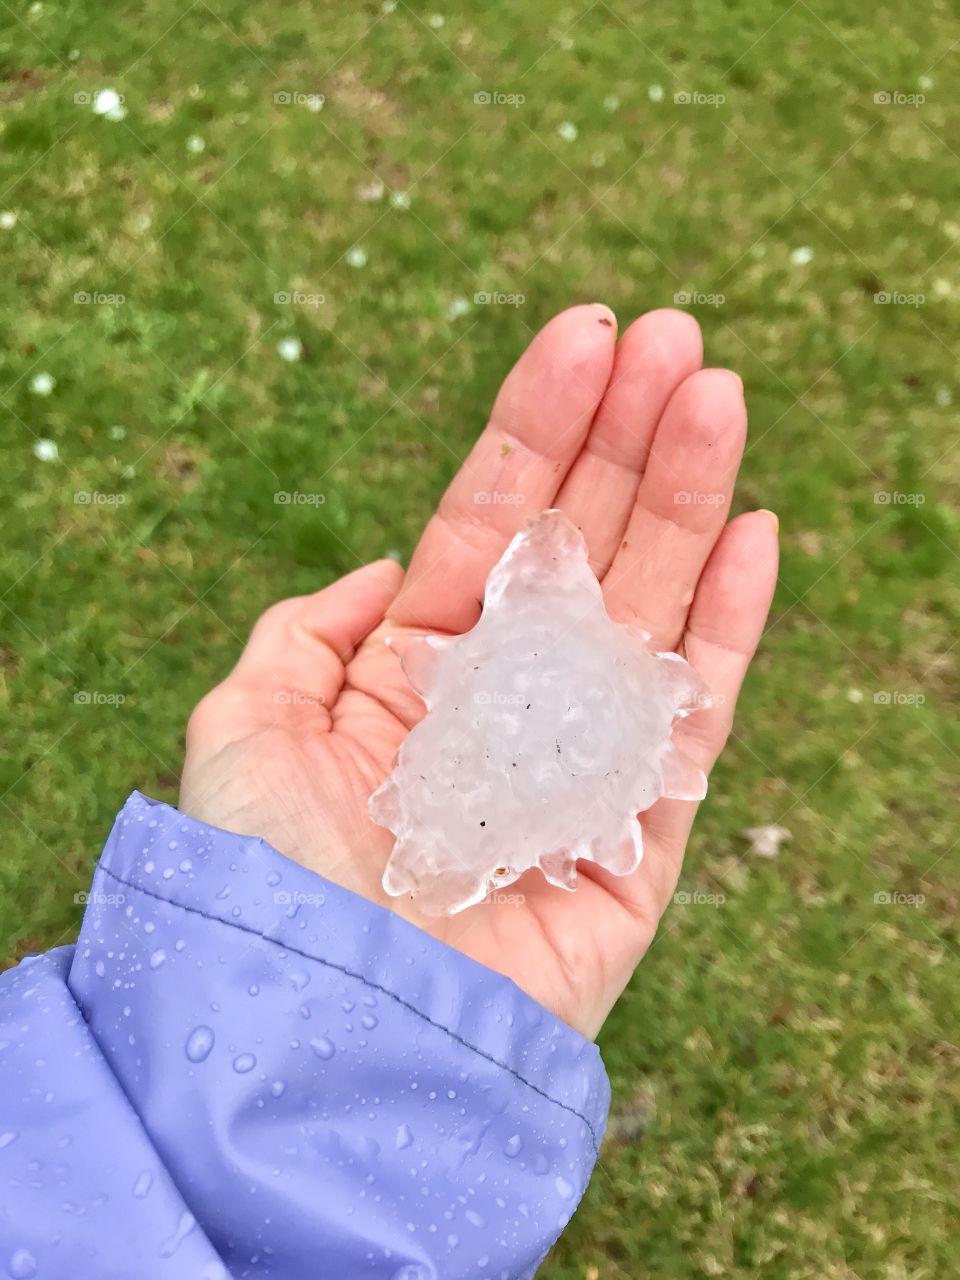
369,509,712,915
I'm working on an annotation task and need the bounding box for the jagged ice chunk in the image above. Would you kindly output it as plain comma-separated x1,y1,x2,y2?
369,509,712,915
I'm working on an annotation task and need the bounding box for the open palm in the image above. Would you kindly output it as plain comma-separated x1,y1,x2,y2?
181,305,778,1039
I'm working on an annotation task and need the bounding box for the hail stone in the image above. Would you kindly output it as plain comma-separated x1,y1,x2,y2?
370,509,712,915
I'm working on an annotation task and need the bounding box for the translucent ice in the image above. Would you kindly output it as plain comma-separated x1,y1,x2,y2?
369,509,712,915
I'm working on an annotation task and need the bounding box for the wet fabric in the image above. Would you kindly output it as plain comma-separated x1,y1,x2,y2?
0,792,610,1278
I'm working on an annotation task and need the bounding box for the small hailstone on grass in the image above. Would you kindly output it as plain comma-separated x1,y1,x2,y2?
382,0,396,10
187,135,205,154
0,211,17,230
648,84,665,102
30,372,55,396
446,296,471,320
92,89,125,121
390,190,410,209
33,438,58,462
603,95,620,112
428,14,445,27
935,386,952,406
790,245,814,265
277,336,303,362
847,687,864,704
557,121,578,141
109,424,127,440
346,246,367,268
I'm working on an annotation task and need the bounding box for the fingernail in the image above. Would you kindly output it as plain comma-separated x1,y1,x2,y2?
590,303,616,328
758,508,779,535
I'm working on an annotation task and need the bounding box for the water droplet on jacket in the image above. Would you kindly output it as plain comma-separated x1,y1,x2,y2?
309,1036,335,1060
504,1134,522,1157
464,1209,485,1228
555,1175,574,1199
341,999,355,1013
233,1053,256,1074
215,885,231,900
149,950,166,970
185,1026,215,1063
266,871,282,887
395,1123,413,1150
393,1267,430,1280
290,969,310,991
248,984,259,996
159,1211,196,1258
0,1133,17,1150
179,859,192,872
361,1014,378,1030
132,1170,153,1198
7,1248,37,1278
94,960,106,978
270,1080,286,1098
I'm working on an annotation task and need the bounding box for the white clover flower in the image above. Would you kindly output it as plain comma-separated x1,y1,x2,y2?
557,121,578,141
790,246,814,265
30,372,55,396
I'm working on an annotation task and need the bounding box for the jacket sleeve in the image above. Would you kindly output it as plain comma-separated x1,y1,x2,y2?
0,791,610,1279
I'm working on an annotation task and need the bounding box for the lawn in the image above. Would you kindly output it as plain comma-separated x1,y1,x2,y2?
1,1,957,1276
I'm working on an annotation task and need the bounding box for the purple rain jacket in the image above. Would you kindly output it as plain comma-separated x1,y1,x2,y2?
0,792,610,1279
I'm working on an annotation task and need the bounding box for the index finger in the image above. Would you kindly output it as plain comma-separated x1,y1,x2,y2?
388,304,617,633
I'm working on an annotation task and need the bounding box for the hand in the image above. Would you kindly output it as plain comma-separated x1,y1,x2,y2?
181,305,778,1039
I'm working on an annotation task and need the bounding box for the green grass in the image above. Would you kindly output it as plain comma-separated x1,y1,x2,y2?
1,2,957,1275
